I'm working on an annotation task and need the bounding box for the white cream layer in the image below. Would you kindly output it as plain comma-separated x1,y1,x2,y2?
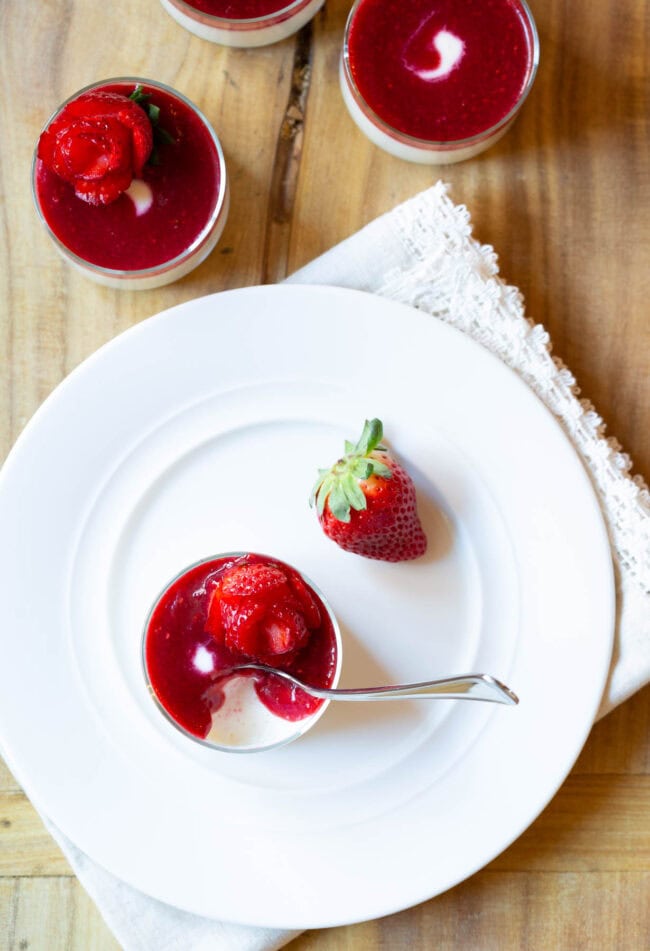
205,675,307,750
125,179,153,216
339,59,514,165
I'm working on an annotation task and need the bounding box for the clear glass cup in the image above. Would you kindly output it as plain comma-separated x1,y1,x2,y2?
340,0,540,165
159,0,324,47
32,77,229,290
142,553,343,754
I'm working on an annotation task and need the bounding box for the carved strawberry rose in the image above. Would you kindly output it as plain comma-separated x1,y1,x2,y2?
37,90,153,205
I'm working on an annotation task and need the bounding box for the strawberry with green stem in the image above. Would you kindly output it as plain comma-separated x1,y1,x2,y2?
311,419,427,562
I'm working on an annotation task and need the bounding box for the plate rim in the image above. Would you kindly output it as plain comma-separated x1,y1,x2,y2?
0,284,615,927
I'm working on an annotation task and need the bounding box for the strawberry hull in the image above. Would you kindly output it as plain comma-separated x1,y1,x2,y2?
313,419,428,562
321,457,427,562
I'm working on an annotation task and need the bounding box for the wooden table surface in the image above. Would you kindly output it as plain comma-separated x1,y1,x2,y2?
1,0,649,948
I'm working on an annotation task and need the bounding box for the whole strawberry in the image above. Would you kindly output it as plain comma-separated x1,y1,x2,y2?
310,419,427,562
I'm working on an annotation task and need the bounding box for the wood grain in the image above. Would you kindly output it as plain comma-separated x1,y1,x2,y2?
1,0,649,948
1,878,121,951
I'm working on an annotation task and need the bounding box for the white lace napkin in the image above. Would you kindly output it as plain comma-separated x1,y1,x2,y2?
29,182,650,950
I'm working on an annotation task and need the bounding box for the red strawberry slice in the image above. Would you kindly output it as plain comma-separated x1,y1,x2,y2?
220,563,288,602
73,92,153,176
205,559,319,663
37,109,76,167
46,116,134,205
259,604,309,657
205,586,224,641
73,170,133,206
65,91,131,118
40,115,130,179
310,419,427,563
286,573,322,629
219,600,267,656
37,90,153,204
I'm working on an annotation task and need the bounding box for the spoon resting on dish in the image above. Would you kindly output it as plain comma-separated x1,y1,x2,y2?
228,664,519,705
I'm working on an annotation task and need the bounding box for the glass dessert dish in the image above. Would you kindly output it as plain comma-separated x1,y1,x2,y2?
159,0,324,47
142,552,342,753
340,0,539,164
32,77,229,290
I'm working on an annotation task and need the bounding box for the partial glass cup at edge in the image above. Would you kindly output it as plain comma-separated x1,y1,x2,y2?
142,553,343,754
159,0,324,46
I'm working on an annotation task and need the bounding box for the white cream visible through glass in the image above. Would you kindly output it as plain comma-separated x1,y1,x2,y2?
159,0,324,46
0,286,614,928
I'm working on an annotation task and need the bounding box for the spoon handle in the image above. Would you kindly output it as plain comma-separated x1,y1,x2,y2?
237,666,518,706
323,675,518,705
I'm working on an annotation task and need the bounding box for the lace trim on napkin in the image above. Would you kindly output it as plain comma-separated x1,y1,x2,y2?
377,182,650,594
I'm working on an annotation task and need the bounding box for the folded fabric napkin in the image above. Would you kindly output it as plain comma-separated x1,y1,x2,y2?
22,183,650,949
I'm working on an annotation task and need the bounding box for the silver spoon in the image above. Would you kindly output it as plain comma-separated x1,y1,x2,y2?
231,664,518,705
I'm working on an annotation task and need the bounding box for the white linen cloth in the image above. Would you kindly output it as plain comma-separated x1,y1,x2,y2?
27,182,650,949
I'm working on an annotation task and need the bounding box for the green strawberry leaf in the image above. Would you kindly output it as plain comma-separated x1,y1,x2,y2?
310,417,393,524
355,419,383,456
351,459,373,480
341,472,367,511
314,474,335,515
128,85,150,106
328,481,351,522
369,458,392,479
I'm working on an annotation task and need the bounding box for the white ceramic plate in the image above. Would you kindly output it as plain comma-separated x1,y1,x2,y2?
0,285,614,928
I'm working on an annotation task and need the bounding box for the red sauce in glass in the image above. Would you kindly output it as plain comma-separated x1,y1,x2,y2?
347,0,534,141
144,554,339,739
34,83,220,271
181,0,302,19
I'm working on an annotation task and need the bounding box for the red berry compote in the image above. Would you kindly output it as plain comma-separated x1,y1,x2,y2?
341,0,539,164
143,554,341,752
32,78,229,289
